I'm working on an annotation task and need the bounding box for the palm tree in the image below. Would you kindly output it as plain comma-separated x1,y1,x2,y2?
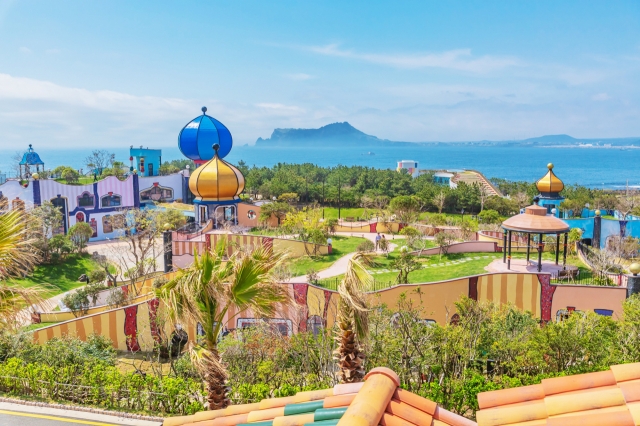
157,239,289,410
334,253,373,383
0,209,43,329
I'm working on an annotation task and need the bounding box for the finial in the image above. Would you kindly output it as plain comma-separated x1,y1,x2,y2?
213,143,220,154
202,106,207,114
547,163,554,170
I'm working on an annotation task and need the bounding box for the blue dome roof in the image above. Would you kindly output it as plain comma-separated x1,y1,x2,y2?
178,107,233,161
19,144,44,165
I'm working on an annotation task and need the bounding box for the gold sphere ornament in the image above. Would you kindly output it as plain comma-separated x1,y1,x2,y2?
547,163,554,170
163,223,172,231
595,209,601,216
32,173,39,180
629,263,640,276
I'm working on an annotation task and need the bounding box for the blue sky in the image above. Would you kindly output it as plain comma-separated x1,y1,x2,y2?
0,0,639,148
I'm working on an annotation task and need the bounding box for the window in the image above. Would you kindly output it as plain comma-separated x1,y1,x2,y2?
306,315,324,337
101,194,121,207
102,215,113,233
78,192,95,208
236,318,292,337
247,209,257,220
140,185,173,202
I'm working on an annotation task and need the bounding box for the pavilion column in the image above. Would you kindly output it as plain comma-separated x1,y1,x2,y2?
555,233,560,265
537,233,543,272
507,230,512,270
563,232,568,271
526,234,531,264
502,230,507,263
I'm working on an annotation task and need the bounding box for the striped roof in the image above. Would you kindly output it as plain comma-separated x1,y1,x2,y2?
163,368,476,426
476,362,640,426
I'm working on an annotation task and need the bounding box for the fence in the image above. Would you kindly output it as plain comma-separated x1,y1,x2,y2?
550,268,622,286
316,277,395,292
575,241,627,286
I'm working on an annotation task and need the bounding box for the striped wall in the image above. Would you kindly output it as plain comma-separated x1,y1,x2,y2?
31,271,628,352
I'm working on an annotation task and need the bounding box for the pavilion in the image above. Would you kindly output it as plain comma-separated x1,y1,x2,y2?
500,164,571,272
19,144,45,179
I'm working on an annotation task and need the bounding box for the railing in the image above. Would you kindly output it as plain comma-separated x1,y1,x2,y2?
550,268,622,286
315,277,395,292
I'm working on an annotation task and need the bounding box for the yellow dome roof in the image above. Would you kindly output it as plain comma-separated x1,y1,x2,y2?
536,163,564,193
189,146,245,202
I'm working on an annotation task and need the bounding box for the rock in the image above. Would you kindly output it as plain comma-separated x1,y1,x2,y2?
78,274,88,282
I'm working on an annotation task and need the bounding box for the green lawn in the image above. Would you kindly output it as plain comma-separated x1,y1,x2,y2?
22,322,61,332
320,207,368,220
9,254,101,298
318,252,502,289
288,235,368,276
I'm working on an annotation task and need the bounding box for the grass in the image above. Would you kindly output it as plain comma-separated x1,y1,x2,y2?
8,254,101,298
21,322,61,332
288,235,368,277
320,207,368,220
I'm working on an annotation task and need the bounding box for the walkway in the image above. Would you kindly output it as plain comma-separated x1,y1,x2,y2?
288,232,400,283
0,401,159,426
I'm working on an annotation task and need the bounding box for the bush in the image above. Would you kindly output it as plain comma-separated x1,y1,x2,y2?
356,240,375,252
88,269,106,284
62,289,90,317
69,222,94,252
478,209,502,224
153,276,169,289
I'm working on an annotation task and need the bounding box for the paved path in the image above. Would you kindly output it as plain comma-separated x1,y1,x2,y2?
288,233,400,283
0,402,159,426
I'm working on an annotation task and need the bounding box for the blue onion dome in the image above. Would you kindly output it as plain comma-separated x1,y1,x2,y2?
178,106,233,161
19,144,44,165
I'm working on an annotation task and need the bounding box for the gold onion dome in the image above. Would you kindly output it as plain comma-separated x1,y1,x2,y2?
536,163,564,193
189,144,245,202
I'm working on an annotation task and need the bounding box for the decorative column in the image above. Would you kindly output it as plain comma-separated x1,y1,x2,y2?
502,230,507,263
555,233,560,265
563,232,568,270
507,230,512,270
163,230,173,273
526,234,531,265
593,211,602,249
628,263,640,298
537,233,543,272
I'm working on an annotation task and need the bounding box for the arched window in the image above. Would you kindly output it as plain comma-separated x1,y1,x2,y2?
102,215,113,233
77,192,95,208
101,194,121,207
75,212,85,222
140,185,174,202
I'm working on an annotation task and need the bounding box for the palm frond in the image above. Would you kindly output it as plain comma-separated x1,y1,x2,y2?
337,253,373,341
0,209,41,280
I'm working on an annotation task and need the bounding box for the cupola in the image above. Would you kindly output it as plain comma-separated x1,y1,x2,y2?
178,107,233,163
188,144,245,202
536,163,564,194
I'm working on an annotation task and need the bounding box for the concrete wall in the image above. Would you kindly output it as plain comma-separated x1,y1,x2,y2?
32,271,630,352
237,202,260,228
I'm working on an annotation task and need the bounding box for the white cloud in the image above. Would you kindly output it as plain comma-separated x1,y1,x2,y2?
306,44,519,73
286,73,313,81
592,92,611,101
18,46,31,54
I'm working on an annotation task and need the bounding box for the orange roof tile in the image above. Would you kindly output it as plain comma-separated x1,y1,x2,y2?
476,362,640,426
163,368,477,426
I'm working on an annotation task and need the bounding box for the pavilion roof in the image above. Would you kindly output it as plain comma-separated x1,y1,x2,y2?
501,204,569,234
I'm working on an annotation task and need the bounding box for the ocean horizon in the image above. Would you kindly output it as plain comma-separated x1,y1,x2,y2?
1,144,639,190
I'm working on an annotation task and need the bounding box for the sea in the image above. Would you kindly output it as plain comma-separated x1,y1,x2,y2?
1,144,639,189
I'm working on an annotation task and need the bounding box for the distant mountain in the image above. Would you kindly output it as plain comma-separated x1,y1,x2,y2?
255,123,640,147
256,122,387,146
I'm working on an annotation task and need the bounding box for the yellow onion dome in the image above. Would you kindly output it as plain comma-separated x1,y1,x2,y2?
189,144,245,202
536,163,564,193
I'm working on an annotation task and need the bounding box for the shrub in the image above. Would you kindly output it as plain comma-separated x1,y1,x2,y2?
62,289,91,317
153,276,169,289
88,269,106,284
478,209,501,224
356,240,375,252
69,222,94,252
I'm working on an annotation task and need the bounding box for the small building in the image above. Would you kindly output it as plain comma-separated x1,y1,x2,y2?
433,171,455,185
129,147,162,177
397,160,419,177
